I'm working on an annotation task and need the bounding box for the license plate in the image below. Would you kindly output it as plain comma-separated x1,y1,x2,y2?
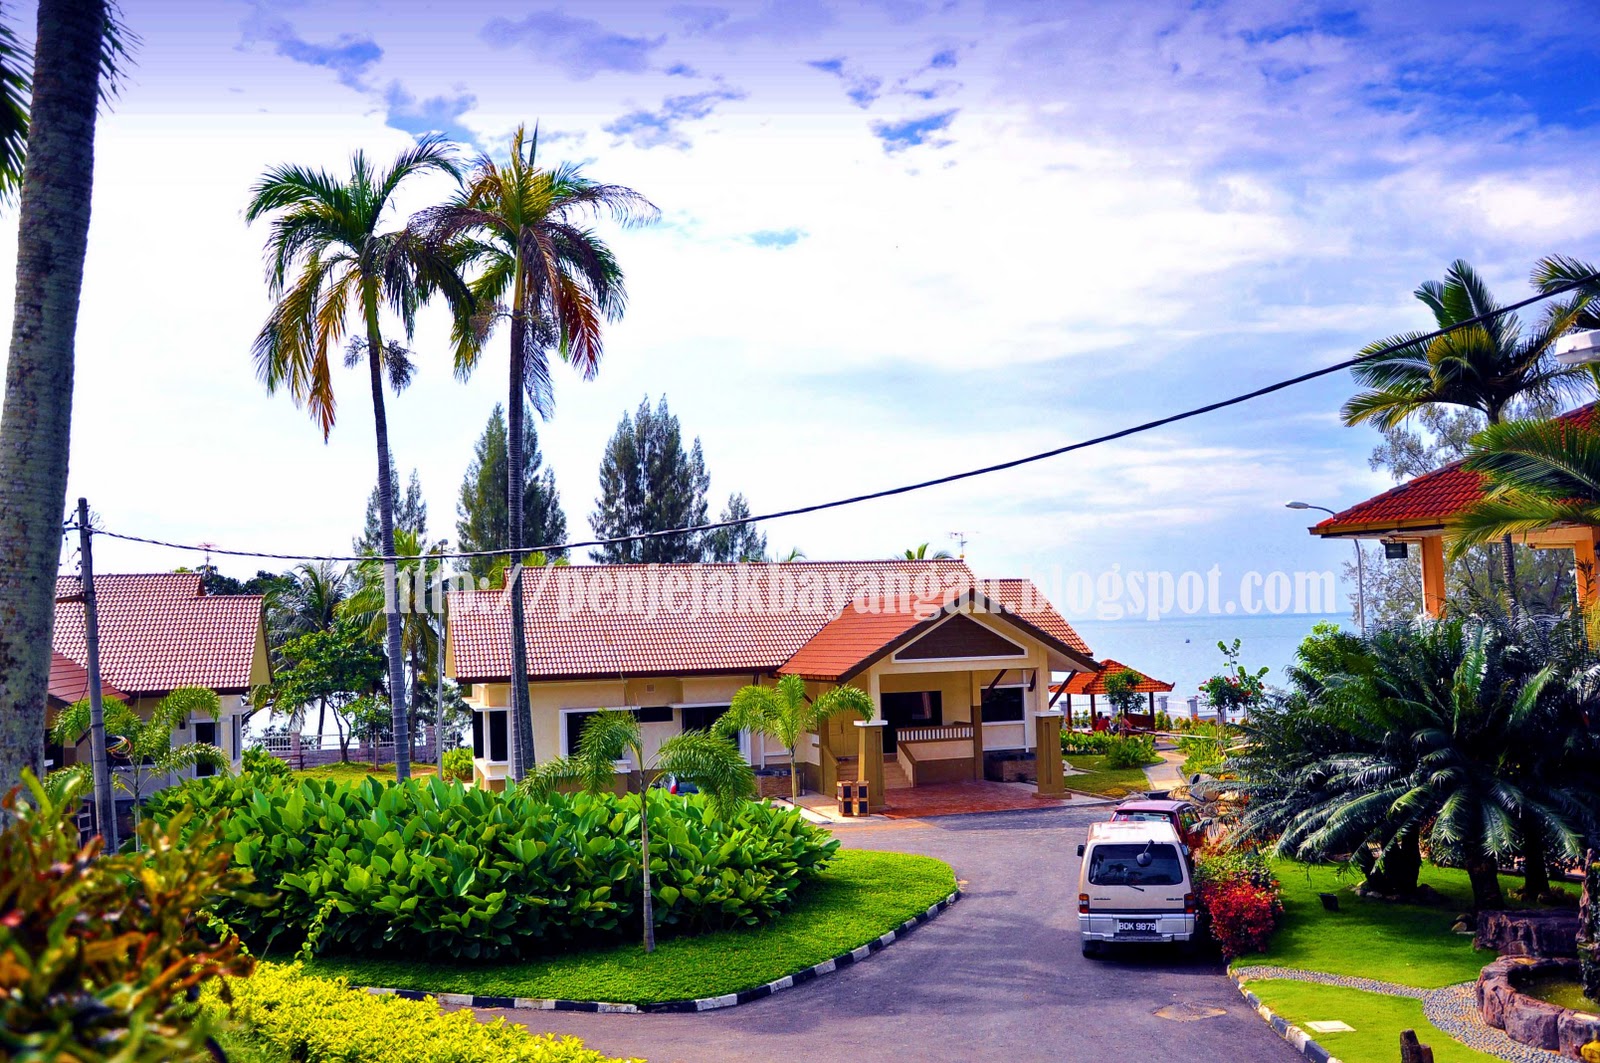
1117,920,1158,934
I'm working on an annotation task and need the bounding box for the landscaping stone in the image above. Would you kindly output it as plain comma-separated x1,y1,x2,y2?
1478,910,1581,958
1504,997,1564,1051
1559,1013,1600,1059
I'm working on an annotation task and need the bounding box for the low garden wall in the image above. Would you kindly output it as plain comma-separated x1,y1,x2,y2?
1476,908,1581,958
1477,956,1600,1057
983,750,1036,783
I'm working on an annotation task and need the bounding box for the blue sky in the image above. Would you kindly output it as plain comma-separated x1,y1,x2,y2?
5,0,1599,626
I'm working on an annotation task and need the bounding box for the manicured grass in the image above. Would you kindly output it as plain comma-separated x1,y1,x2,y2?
304,849,956,1005
291,761,439,782
1063,754,1155,799
1244,980,1501,1063
1256,861,1537,988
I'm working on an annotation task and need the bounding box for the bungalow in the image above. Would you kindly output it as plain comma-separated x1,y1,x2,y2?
447,560,1098,808
49,572,271,782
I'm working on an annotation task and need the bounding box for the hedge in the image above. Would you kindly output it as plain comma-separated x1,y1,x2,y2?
146,774,837,960
207,963,636,1063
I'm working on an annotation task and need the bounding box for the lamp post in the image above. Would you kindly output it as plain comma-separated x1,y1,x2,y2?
1287,501,1366,635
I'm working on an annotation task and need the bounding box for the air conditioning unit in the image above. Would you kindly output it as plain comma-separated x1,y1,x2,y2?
1555,330,1600,366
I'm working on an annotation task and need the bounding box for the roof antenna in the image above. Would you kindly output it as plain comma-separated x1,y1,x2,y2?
948,530,968,559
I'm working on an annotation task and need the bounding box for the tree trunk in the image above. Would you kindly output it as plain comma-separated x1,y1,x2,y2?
1467,854,1506,911
364,298,410,780
1521,819,1550,901
506,305,536,781
1485,409,1519,620
1368,833,1422,895
0,0,106,792
437,613,447,779
790,749,800,801
640,787,655,953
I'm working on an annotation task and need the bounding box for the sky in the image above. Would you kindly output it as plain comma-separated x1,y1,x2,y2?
6,0,1600,636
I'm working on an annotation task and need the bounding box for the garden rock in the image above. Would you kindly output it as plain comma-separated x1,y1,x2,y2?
1476,909,1581,957
1559,1012,1600,1059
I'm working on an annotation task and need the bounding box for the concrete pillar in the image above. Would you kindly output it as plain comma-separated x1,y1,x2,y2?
1574,529,1600,612
1033,711,1066,799
855,719,888,812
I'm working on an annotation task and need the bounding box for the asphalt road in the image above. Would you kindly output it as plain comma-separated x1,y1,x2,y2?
488,803,1301,1063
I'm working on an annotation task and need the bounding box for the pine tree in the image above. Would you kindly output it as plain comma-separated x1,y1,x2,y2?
704,492,767,562
355,462,428,555
590,396,709,564
456,403,568,581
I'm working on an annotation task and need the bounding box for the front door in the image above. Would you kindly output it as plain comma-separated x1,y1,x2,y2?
879,691,942,754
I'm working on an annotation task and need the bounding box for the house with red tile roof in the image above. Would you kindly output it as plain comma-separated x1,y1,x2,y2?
48,572,271,782
447,560,1098,807
1308,403,1600,616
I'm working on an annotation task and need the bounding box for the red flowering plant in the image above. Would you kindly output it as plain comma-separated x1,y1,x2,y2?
1198,639,1270,724
1195,849,1283,960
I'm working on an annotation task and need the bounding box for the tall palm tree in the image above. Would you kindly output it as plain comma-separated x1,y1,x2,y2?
419,124,656,781
0,0,117,791
345,527,447,738
264,560,349,748
716,674,873,799
525,708,752,953
245,136,464,782
901,543,953,560
1533,256,1600,331
1342,260,1593,614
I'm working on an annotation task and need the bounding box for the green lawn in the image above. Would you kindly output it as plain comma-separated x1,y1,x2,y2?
1243,980,1501,1063
1256,861,1533,988
1063,754,1155,799
304,849,956,1005
291,761,440,783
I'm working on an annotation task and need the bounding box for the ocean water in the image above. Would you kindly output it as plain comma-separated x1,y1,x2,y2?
1065,612,1348,708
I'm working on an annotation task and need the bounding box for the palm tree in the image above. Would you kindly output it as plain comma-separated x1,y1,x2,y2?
525,709,752,953
49,686,229,839
901,543,953,560
245,135,465,782
0,0,118,791
1341,260,1593,614
418,124,657,782
715,674,873,799
1533,256,1600,331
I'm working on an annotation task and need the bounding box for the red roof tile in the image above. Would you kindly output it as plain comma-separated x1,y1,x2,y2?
53,573,266,696
1053,658,1173,696
48,650,125,706
1315,403,1600,535
447,561,1095,683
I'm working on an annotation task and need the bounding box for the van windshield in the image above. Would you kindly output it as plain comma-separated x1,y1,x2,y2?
1087,843,1184,886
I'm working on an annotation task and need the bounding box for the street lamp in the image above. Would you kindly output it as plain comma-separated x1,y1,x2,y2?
1555,330,1600,366
1287,501,1366,635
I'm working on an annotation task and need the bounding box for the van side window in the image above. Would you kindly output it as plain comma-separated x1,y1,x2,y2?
1086,843,1184,887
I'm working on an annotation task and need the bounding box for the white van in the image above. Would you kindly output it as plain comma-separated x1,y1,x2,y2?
1076,820,1197,957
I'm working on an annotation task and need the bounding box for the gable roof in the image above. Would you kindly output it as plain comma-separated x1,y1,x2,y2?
1053,658,1173,696
446,560,1096,684
48,650,125,707
1313,403,1599,536
53,573,268,696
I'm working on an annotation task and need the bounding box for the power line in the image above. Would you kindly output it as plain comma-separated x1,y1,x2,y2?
68,270,1600,565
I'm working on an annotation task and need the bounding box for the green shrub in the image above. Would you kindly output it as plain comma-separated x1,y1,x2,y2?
0,773,254,1062
208,962,636,1063
243,746,293,778
1062,730,1111,755
1102,734,1157,769
441,747,473,783
147,774,837,961
1177,722,1231,777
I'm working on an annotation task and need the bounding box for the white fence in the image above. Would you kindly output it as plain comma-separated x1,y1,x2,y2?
254,728,441,770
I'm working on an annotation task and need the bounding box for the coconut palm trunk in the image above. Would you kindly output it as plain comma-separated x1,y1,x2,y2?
364,298,411,780
640,784,656,953
0,0,106,790
506,308,536,781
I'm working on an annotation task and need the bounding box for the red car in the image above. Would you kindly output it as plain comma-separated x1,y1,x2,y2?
1109,798,1206,851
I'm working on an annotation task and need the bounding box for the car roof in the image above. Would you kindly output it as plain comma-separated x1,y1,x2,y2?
1086,820,1183,844
1113,799,1192,813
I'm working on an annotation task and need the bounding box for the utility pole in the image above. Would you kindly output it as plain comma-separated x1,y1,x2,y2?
76,498,117,852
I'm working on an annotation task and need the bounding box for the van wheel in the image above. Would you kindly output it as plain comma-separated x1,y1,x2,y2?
1081,941,1100,959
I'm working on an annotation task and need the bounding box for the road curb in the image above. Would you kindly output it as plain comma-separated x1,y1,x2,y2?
363,889,962,1015
1229,968,1343,1063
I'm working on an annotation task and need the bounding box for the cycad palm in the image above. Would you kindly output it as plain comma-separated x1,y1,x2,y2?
525,708,752,952
419,124,656,781
716,674,874,799
1342,260,1593,612
245,135,464,781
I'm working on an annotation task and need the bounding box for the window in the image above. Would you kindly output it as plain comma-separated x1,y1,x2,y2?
471,711,485,758
679,704,730,732
635,705,674,724
487,710,508,763
565,710,599,756
194,721,219,778
981,687,1025,722
881,691,941,724
1086,843,1185,887
230,714,242,759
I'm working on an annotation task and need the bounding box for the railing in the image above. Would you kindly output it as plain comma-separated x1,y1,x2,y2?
897,724,974,743
254,730,440,771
